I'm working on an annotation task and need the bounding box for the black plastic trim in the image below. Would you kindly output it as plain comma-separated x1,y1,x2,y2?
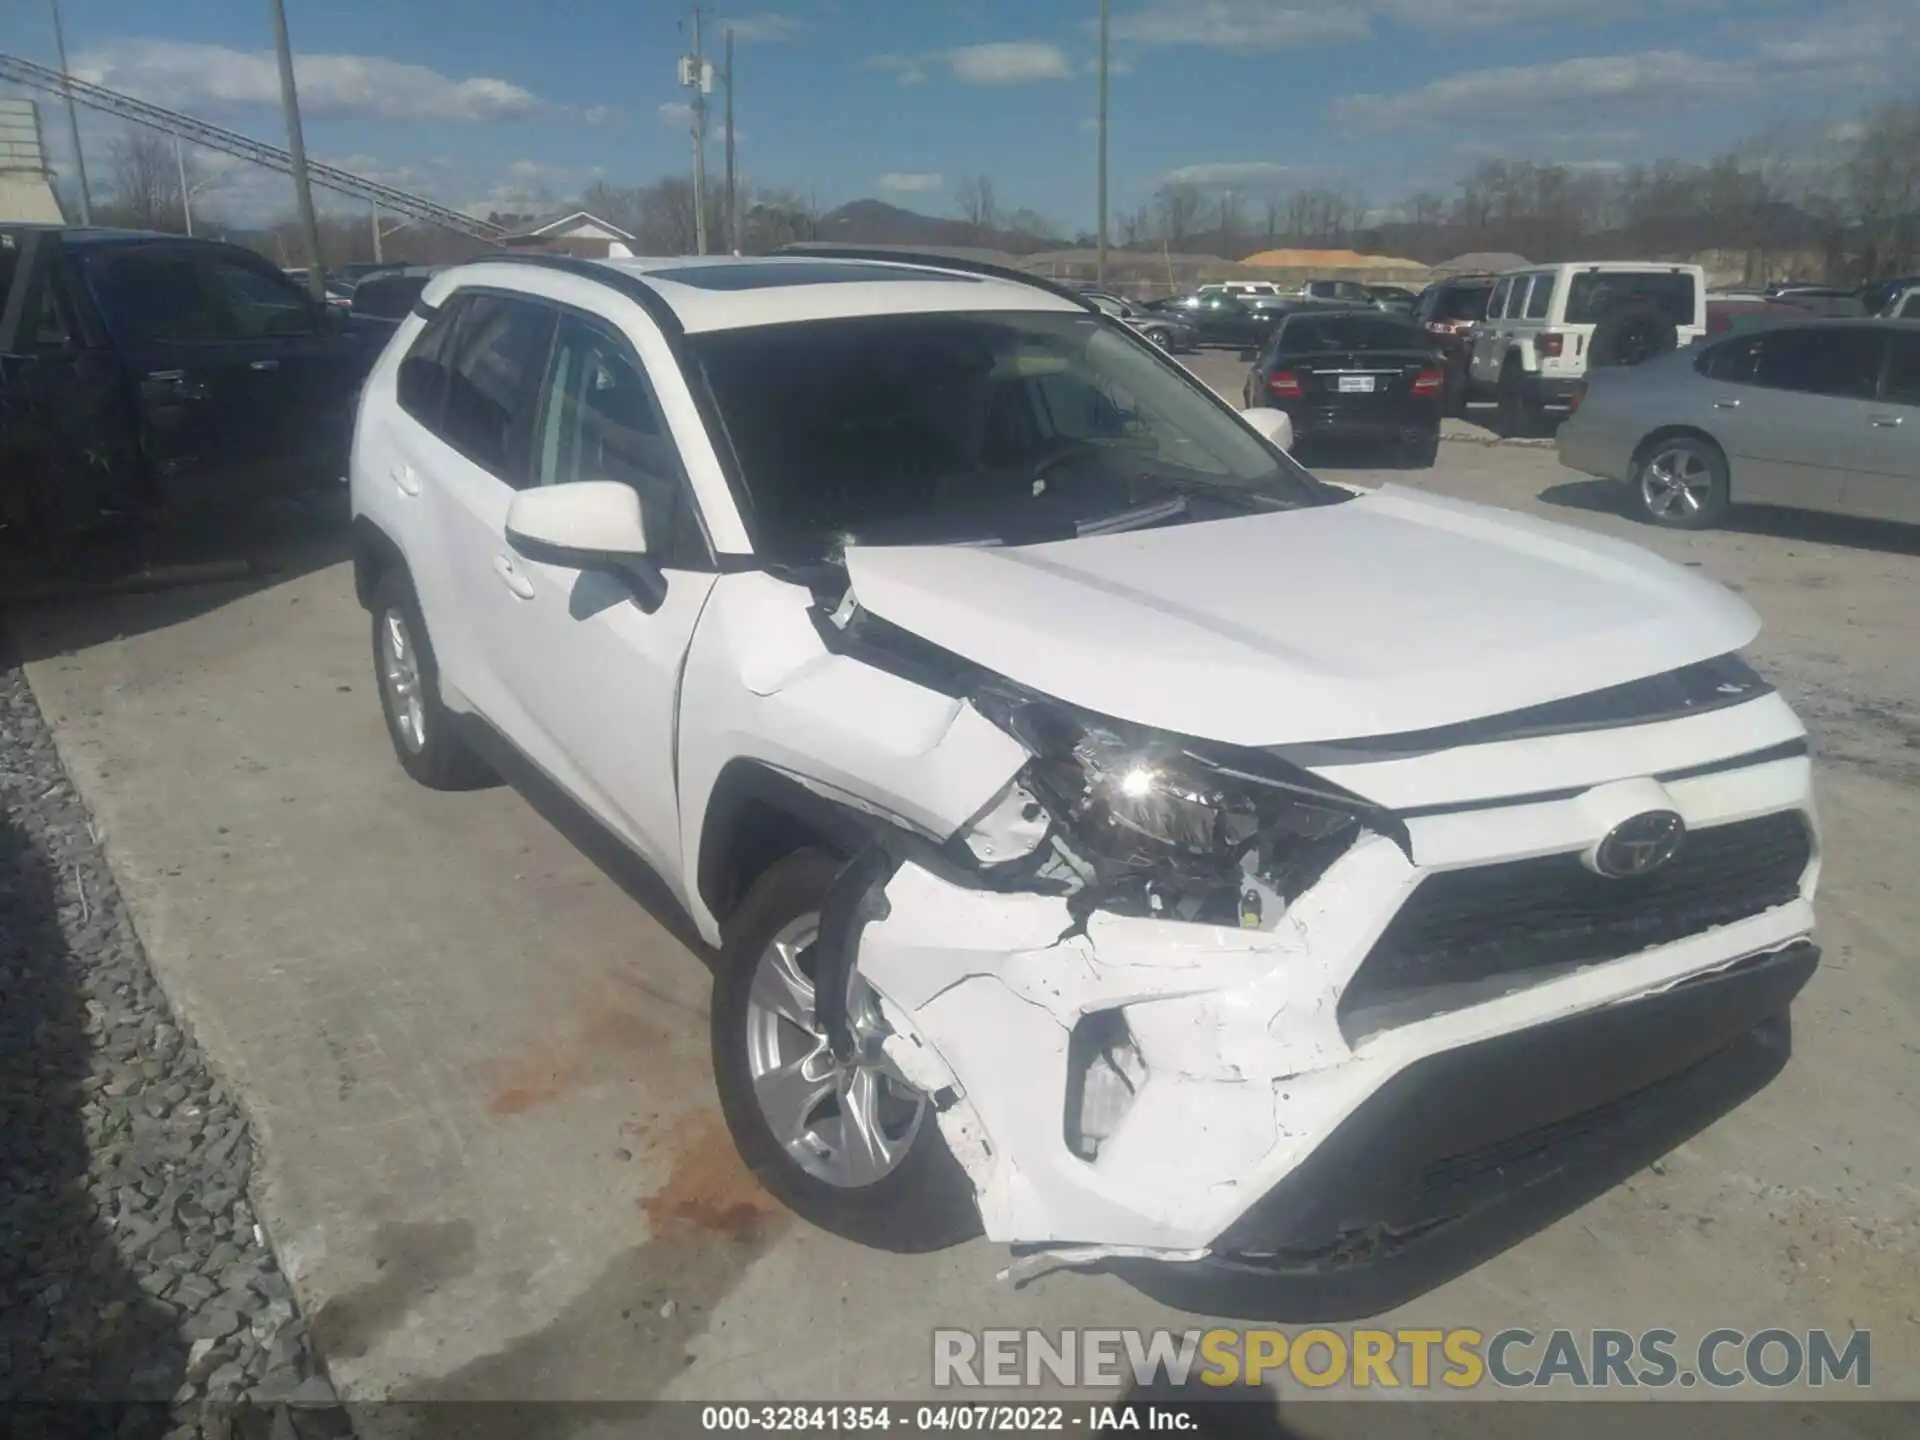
814,845,899,1061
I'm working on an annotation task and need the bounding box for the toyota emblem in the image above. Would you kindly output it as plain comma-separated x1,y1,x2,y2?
1591,810,1686,879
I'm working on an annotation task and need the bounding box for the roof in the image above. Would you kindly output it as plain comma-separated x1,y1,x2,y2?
0,223,179,246
511,210,636,241
431,253,1083,335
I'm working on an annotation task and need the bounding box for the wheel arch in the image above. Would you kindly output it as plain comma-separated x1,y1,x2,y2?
695,759,876,929
352,514,408,611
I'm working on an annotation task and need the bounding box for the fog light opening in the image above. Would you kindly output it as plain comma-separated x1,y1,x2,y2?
1064,1009,1147,1161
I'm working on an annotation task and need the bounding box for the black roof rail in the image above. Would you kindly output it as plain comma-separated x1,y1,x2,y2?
460,250,691,338
773,245,1098,313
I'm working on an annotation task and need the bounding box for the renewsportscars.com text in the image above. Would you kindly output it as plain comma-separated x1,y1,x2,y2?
934,1327,1871,1391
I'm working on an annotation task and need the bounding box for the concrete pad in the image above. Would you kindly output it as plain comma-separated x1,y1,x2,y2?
11,458,1920,1411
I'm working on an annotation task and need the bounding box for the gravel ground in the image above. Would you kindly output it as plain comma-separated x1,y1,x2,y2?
0,644,349,1436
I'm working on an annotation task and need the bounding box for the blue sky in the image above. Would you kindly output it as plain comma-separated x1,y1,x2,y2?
5,0,1913,229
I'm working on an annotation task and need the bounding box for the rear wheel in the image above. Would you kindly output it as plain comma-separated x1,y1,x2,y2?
1633,436,1729,529
1494,366,1541,439
369,570,493,789
1403,433,1441,468
711,850,979,1252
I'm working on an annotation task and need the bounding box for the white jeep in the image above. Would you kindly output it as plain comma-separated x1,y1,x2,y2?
348,248,1817,1288
1468,262,1707,437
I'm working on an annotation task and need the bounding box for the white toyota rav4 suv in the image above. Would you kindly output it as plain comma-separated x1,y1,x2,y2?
349,250,1818,1294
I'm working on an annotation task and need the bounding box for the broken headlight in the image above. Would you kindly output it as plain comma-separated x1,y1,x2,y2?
977,688,1372,923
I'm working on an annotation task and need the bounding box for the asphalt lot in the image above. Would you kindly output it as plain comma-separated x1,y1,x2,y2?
7,355,1919,1417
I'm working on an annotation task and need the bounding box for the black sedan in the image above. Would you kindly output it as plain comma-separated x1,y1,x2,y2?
1239,309,1445,465
1145,291,1276,348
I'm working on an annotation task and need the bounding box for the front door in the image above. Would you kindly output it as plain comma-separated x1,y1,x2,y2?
1740,325,1884,512
1842,330,1920,523
486,309,716,883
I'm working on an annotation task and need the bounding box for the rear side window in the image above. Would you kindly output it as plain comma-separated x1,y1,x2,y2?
1753,326,1886,399
82,250,228,342
440,295,556,481
1487,277,1512,319
1699,336,1762,382
1524,274,1554,319
1566,271,1697,327
1899,294,1920,320
396,299,462,427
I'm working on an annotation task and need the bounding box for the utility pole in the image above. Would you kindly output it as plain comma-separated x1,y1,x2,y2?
371,202,382,264
268,0,327,301
174,135,193,235
48,0,91,224
723,27,738,254
1096,0,1109,286
679,5,711,255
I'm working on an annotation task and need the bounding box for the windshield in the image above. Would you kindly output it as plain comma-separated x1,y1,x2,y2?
694,309,1327,561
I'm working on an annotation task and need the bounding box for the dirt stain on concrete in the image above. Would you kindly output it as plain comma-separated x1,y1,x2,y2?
636,1108,784,1242
311,1218,479,1362
477,974,704,1120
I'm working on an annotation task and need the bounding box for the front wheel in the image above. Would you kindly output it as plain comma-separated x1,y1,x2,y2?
369,570,493,790
710,850,979,1253
1633,436,1730,529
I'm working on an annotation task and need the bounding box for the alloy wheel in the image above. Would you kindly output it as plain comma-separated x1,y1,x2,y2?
1640,446,1715,520
378,608,427,753
743,915,925,1189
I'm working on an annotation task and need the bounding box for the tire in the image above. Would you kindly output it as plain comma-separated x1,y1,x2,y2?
1441,362,1468,419
368,569,494,789
1632,435,1730,530
1144,326,1173,350
1403,434,1441,468
1494,366,1541,439
1589,302,1678,369
711,850,980,1253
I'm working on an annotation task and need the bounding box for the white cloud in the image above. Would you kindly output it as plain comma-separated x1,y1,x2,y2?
866,41,1073,87
719,12,807,43
947,42,1073,84
69,38,590,125
1332,51,1749,132
1111,0,1368,51
878,171,943,193
657,100,695,128
1160,160,1298,188
864,53,929,86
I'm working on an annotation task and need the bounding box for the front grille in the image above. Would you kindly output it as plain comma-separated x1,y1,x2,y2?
1339,810,1811,1030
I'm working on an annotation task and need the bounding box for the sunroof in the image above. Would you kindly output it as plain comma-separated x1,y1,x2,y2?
645,261,982,291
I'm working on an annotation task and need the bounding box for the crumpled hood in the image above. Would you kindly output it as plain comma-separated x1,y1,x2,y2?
841,484,1761,748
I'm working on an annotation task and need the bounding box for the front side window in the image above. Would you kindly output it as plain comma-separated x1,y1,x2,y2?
80,250,227,343
1884,333,1920,406
440,294,555,480
694,309,1329,562
532,314,699,559
1753,326,1886,399
206,259,318,339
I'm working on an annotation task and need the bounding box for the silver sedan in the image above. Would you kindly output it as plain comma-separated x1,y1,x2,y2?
1557,318,1920,528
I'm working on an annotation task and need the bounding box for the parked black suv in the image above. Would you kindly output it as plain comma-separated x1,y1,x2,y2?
1411,273,1496,415
1,225,387,541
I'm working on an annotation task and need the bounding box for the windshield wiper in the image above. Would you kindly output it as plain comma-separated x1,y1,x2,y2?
1076,496,1187,537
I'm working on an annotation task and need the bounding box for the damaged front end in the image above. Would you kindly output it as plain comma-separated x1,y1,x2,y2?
805,594,1422,1260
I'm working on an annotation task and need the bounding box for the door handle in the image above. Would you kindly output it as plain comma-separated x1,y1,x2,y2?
249,358,280,371
1869,415,1903,427
389,463,421,496
1712,398,1741,409
493,553,535,600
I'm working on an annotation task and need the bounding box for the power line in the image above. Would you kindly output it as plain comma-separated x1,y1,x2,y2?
0,49,507,238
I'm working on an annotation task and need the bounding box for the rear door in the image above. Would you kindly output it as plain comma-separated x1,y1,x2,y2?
416,291,558,741
74,242,276,507
1842,329,1920,523
1469,276,1513,384
1738,324,1887,512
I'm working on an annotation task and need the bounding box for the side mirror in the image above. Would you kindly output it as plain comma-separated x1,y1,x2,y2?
505,481,667,608
1241,407,1294,453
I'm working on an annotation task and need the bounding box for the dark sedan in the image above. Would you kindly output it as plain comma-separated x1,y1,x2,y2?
1146,291,1276,348
1240,309,1445,465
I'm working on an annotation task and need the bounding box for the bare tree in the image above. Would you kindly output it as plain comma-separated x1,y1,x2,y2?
102,128,185,232
955,173,998,238
1154,181,1203,244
